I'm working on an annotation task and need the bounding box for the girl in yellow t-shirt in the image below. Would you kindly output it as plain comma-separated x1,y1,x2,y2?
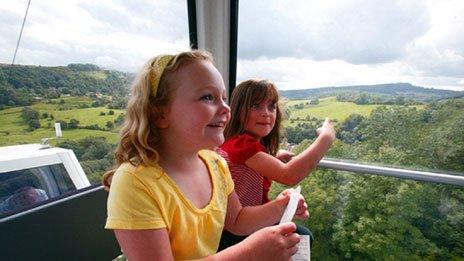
103,50,309,260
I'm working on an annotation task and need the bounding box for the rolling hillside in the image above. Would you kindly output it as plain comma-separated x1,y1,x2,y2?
0,96,121,146
280,83,463,101
284,96,424,126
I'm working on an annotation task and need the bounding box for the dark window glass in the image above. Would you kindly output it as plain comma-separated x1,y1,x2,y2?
0,164,76,217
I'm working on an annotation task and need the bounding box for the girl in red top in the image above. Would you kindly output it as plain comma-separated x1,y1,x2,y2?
218,79,336,250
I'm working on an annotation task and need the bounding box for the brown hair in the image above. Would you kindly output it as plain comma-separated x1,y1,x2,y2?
102,50,213,189
224,79,282,156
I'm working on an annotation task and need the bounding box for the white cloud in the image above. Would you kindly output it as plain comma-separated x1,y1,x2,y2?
238,58,415,89
237,0,464,90
0,0,462,90
238,0,429,64
404,0,464,78
0,0,189,71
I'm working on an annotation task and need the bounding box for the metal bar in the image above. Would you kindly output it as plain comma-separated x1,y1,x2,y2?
318,158,464,187
187,0,198,49
228,0,239,98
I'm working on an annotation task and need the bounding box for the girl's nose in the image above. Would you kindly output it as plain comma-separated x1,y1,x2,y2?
261,108,270,117
220,100,230,114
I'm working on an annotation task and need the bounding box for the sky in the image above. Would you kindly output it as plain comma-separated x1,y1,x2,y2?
0,0,463,91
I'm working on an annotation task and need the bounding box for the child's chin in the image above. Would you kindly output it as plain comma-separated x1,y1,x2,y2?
210,137,225,148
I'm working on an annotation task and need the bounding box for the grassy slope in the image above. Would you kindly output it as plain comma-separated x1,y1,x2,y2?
284,97,424,126
0,96,427,146
0,97,121,146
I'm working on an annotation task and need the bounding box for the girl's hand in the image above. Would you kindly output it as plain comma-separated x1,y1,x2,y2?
293,193,309,220
241,222,299,260
316,118,336,142
276,189,310,221
276,150,295,163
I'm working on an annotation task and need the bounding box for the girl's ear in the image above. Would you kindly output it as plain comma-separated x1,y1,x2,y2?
154,107,170,129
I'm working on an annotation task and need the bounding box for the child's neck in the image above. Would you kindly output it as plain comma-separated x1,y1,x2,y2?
156,141,201,173
156,140,213,209
244,131,262,141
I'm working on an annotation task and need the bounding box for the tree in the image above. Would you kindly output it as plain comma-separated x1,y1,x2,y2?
114,113,125,126
27,119,41,131
68,119,79,129
355,93,369,104
21,107,41,131
338,114,365,144
106,121,114,130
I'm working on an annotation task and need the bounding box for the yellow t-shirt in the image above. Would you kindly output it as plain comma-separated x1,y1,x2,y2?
105,150,234,260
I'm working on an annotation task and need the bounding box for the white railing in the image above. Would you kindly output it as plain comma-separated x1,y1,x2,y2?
319,158,464,186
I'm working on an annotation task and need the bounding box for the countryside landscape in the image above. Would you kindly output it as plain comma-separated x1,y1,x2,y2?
1,63,463,259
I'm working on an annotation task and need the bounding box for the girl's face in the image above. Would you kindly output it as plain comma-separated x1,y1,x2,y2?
244,98,277,139
159,60,230,150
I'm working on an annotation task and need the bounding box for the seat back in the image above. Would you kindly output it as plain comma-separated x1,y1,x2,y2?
0,186,120,261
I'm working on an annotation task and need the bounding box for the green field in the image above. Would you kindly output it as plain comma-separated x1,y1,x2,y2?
0,96,121,146
284,97,424,126
0,96,427,146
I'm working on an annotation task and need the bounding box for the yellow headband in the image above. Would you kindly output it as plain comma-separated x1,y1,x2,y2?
150,54,175,96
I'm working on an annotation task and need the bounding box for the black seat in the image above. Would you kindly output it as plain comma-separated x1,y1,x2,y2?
0,185,120,261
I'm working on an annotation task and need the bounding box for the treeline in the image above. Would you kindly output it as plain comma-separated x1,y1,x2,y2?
19,106,125,132
57,137,115,184
280,82,463,101
336,92,424,105
275,98,464,259
0,63,133,108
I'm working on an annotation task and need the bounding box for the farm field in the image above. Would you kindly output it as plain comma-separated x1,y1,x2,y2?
0,96,427,146
284,96,425,126
0,96,121,146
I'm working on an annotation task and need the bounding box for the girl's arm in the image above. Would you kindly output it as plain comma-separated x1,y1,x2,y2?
114,229,174,261
246,118,336,185
224,190,309,236
115,222,300,261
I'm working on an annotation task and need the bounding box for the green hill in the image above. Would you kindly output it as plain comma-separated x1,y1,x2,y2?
0,63,133,108
0,96,122,146
284,96,424,126
280,82,463,102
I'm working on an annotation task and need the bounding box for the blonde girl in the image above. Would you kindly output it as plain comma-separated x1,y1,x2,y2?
103,51,309,260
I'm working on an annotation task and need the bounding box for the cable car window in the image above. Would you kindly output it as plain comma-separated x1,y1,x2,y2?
237,0,464,174
0,163,75,217
0,0,189,184
238,1,464,259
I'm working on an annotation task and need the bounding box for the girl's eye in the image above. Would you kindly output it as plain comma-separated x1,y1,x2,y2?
201,94,214,102
251,103,261,109
269,102,277,110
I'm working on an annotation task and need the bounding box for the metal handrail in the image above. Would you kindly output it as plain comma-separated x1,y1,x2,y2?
318,158,464,187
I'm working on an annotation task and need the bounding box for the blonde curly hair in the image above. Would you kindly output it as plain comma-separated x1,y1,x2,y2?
103,50,213,189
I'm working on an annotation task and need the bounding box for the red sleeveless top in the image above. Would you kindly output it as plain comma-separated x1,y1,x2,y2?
218,134,272,206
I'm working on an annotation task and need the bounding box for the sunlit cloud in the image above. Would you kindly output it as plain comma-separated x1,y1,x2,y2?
0,0,190,71
0,0,462,90
237,0,464,90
